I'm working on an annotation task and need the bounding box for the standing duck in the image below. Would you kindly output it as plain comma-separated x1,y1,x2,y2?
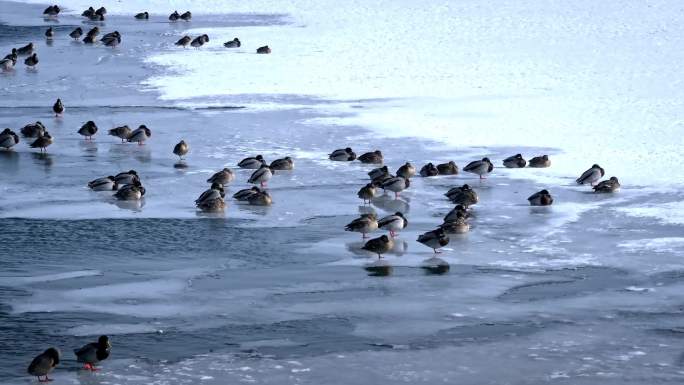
83,27,99,44
173,140,188,160
81,6,95,18
358,150,383,164
108,125,132,142
113,170,139,185
270,156,294,170
368,165,389,180
503,154,527,168
362,235,394,258
197,197,225,212
88,12,105,21
127,125,151,145
74,335,111,371
576,164,605,186
207,168,235,186
52,99,64,116
527,189,554,206
248,190,273,206
248,164,273,187
29,132,52,152
196,183,225,206
0,128,20,150
21,121,46,137
233,186,262,201
593,176,620,193
115,180,145,200
0,54,16,71
440,216,470,234
378,212,408,237
175,36,192,47
445,184,478,208
463,157,494,179
42,5,60,17
191,35,209,48
345,213,378,239
420,162,439,177
169,11,181,21
417,228,450,253
437,161,459,175
78,121,98,140
381,176,410,199
329,147,356,161
371,172,394,189
134,12,149,20
357,183,376,204
16,43,34,56
88,176,118,191
528,155,551,168
238,154,265,169
256,45,271,54
24,53,39,68
69,27,83,40
396,162,416,179
95,7,107,17
224,38,241,48
180,11,192,21
27,348,60,382
101,32,121,48
45,27,54,40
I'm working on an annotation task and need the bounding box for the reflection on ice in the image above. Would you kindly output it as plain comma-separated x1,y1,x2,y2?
111,198,145,211
371,195,409,214
364,259,392,277
421,257,450,275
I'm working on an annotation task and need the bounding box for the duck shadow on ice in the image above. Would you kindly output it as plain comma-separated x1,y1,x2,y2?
108,197,145,211
371,194,410,214
235,201,271,216
30,152,53,168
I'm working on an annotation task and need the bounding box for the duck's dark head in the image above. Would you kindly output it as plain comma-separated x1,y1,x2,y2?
128,170,138,175
251,186,260,192
97,335,110,349
1,128,10,134
592,163,600,168
482,157,491,163
45,347,60,364
610,176,619,182
462,184,470,190
345,147,353,153
375,150,382,156
210,182,221,190
540,189,550,195
380,235,389,242
255,155,264,161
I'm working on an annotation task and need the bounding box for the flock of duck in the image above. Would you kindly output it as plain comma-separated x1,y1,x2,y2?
3,5,624,382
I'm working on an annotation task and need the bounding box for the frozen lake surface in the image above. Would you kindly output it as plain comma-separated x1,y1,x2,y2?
2,1,684,384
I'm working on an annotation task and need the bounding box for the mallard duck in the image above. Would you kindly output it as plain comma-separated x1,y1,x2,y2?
329,147,356,161
503,154,527,168
180,11,192,21
443,204,469,222
440,217,470,234
27,347,60,382
0,55,16,71
197,197,225,212
357,183,376,204
196,183,225,206
576,164,605,186
380,176,410,199
368,165,389,180
81,7,95,18
134,12,149,20
74,335,110,371
361,235,394,258
396,162,416,179
24,53,39,67
420,162,439,177
29,132,52,152
358,150,383,164
270,156,294,170
169,11,180,21
256,45,271,54
191,35,208,48
463,157,493,179
248,190,272,206
224,38,241,48
0,128,20,149
20,121,46,138
378,212,407,237
173,140,188,160
445,184,478,208
437,161,459,175
45,27,54,39
127,125,151,145
16,43,34,56
101,32,121,48
247,164,273,187
108,125,132,142
53,99,64,116
233,186,262,201
175,36,191,47
238,154,265,169
69,27,83,40
528,155,551,168
42,5,60,17
345,213,378,239
417,228,450,253
112,170,139,185
593,176,620,193
527,189,553,206
78,121,98,140
115,180,145,200
207,168,234,185
88,176,118,191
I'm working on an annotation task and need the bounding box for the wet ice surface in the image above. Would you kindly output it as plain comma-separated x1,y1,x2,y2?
2,2,684,384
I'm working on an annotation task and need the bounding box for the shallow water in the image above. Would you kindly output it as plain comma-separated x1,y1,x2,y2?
2,2,684,384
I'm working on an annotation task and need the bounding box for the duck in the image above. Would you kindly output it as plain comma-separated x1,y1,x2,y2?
396,162,416,179
88,176,118,191
86,27,100,38
463,157,494,179
419,162,439,177
270,156,294,170
437,161,459,175
173,140,188,160
196,183,225,206
101,32,121,48
503,153,527,168
134,12,149,20
127,125,151,145
95,7,107,16
445,184,478,208
113,170,139,185
88,12,105,21
357,183,376,204
345,213,378,239
440,216,470,234
45,27,54,40
74,335,111,371
0,55,16,71
197,197,225,212
27,347,60,382
78,121,98,140
169,11,181,21
527,189,553,206
175,36,192,47
380,176,410,198
417,228,450,253
81,6,95,18
256,45,271,54
528,155,551,168
190,34,209,48
329,147,356,161
368,165,389,180
443,204,469,222
378,212,407,237
180,11,192,21
52,99,64,116
371,172,394,188
361,235,394,258
83,34,96,44
358,150,383,164
42,5,60,17
69,27,83,40
0,128,20,150
248,190,273,206
233,186,262,201
224,38,241,48
593,176,620,193
115,180,145,200
20,121,46,138
29,132,52,152
108,125,132,142
576,164,605,186
24,53,39,68
207,168,235,186
248,164,273,187
238,154,265,169
16,43,34,56
3,48,17,61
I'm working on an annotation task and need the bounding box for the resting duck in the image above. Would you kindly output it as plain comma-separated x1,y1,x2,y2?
24,53,39,67
417,228,450,253
108,125,132,142
381,176,410,199
190,35,208,48
437,161,458,175
247,164,273,187
173,140,188,160
345,213,378,239
368,165,389,180
396,162,416,179
248,190,273,206
207,168,235,185
357,183,376,204
528,155,551,168
0,128,20,150
135,12,149,19
88,176,118,191
463,157,493,179
576,164,605,186
440,216,470,234
420,162,439,177
593,176,620,193
362,235,394,258
27,348,60,383
256,45,271,54
358,150,383,164
20,121,46,138
113,170,139,185
503,153,527,168
29,132,52,152
16,43,34,56
329,147,356,161
115,180,146,200
378,212,408,237
69,27,83,40
444,204,469,222
180,11,192,21
270,156,294,170
127,125,151,145
224,38,241,48
238,154,265,169
169,11,180,21
527,189,553,206
175,36,192,47
196,183,225,206
445,184,478,208
43,5,60,17
45,27,54,40
78,121,98,140
233,186,262,201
